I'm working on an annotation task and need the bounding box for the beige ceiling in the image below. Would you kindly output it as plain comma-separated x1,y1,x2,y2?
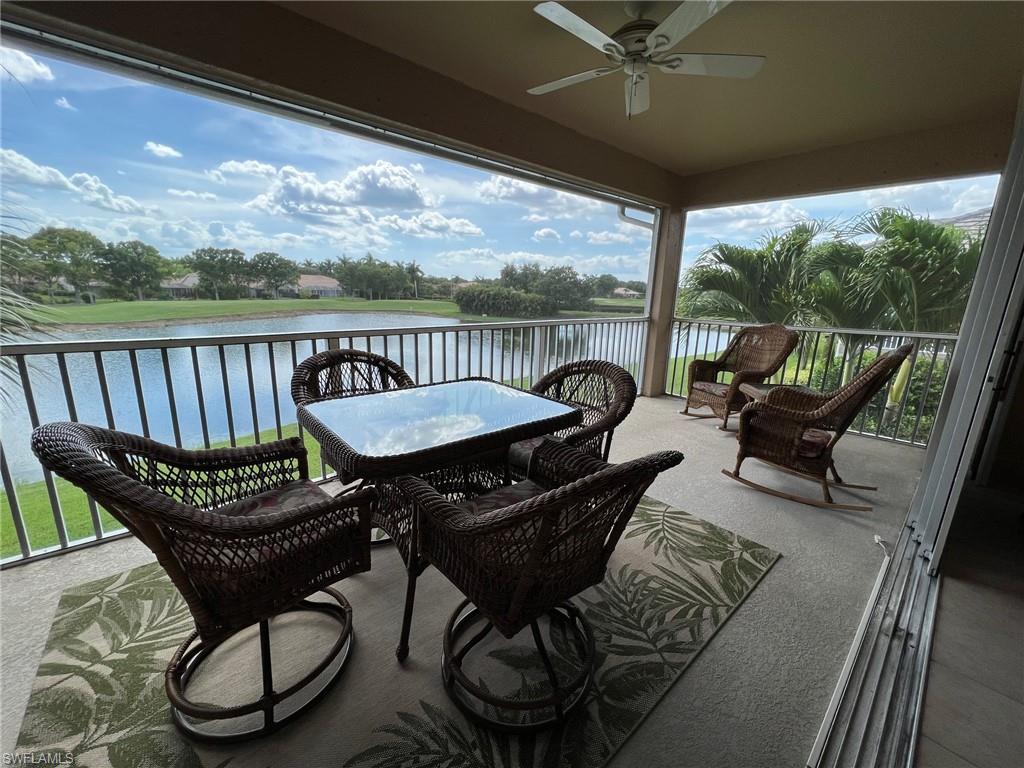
283,1,1024,178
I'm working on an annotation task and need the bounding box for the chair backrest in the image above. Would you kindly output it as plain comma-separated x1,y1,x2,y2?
530,360,637,457
819,343,915,435
291,348,413,406
718,323,799,375
433,446,682,635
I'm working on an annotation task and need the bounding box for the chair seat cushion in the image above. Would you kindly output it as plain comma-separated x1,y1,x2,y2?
212,479,331,517
799,428,834,458
692,381,730,397
508,436,545,472
457,480,545,516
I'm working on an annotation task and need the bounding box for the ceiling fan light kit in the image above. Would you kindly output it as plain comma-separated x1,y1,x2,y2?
528,0,766,118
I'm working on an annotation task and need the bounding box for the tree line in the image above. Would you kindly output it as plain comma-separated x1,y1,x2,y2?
0,226,649,312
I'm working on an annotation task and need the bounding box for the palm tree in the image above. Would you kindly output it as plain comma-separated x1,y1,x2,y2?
0,224,50,401
678,221,827,325
847,208,983,414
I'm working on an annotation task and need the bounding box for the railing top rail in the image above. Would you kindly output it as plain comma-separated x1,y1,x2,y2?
0,315,650,356
672,317,959,341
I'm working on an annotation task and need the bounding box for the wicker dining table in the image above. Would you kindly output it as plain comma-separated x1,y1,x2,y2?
297,377,583,659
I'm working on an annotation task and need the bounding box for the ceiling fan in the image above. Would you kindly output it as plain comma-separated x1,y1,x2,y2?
527,1,765,118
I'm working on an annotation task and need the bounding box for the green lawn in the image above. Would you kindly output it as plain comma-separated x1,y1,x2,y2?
45,298,634,326
591,297,645,311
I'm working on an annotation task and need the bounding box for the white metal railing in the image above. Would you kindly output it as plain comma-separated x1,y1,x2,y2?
666,317,958,447
0,316,648,567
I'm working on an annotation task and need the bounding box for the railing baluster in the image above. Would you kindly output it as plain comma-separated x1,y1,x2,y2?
128,350,150,437
160,349,182,448
190,348,210,448
58,352,103,540
891,340,921,440
244,344,260,443
93,351,116,429
218,345,236,447
17,356,68,549
266,342,283,440
1,443,31,558
911,341,942,445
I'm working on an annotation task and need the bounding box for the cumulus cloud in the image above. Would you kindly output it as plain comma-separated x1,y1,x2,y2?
215,159,278,178
54,96,76,111
532,227,561,243
144,141,182,159
570,229,583,239
586,230,631,245
377,211,483,239
477,175,603,220
435,246,648,279
1,148,146,214
0,47,54,84
168,188,218,201
204,169,227,184
247,160,436,218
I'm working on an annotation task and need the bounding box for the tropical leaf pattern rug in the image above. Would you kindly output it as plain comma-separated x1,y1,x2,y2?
16,497,779,768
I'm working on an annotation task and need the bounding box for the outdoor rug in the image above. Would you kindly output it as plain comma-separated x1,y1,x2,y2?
15,497,780,768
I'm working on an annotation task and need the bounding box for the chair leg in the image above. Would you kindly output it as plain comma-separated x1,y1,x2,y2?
396,568,417,662
531,620,565,722
829,460,844,485
258,619,274,732
820,479,834,504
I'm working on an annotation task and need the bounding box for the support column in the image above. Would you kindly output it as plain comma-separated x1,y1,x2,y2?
641,207,686,396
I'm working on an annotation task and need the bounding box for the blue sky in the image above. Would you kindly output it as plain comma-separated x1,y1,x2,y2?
0,44,999,282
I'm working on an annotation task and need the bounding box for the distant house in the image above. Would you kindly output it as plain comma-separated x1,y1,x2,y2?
613,286,642,299
161,272,200,299
934,207,991,238
280,273,343,298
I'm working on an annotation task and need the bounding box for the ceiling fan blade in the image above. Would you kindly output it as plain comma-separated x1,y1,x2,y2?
625,73,650,117
645,1,732,56
528,65,622,95
534,2,625,57
654,53,765,78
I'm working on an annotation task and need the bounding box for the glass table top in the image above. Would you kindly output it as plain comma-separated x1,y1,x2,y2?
300,379,579,457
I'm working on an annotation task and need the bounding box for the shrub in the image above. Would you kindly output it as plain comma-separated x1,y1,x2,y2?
454,285,559,318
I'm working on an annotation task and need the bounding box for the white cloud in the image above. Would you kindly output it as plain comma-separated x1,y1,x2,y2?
0,148,146,215
204,169,227,185
570,229,583,239
377,210,483,239
586,230,631,245
435,246,648,279
215,159,278,178
143,141,182,159
0,47,54,84
410,162,424,174
476,175,603,219
248,160,436,218
532,227,561,243
522,213,549,223
54,96,76,111
168,188,218,201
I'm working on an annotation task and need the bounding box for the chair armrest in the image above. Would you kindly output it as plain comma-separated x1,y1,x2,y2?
761,385,832,413
528,439,610,489
202,485,377,535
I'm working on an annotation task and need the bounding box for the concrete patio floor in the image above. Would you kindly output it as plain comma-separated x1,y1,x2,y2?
0,395,925,766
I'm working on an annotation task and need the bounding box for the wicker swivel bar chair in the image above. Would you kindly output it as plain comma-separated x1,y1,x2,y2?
723,343,914,511
31,422,374,743
684,323,799,429
508,360,637,477
291,347,414,407
394,440,683,732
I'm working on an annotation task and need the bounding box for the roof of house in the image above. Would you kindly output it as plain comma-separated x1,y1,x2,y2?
298,274,341,289
160,272,200,289
935,208,991,238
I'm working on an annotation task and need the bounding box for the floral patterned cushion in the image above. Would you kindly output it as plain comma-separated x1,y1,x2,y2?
212,479,331,517
692,381,730,397
799,428,834,458
457,480,545,516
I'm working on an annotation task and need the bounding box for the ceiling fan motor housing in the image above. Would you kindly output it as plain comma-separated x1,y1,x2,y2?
606,19,659,61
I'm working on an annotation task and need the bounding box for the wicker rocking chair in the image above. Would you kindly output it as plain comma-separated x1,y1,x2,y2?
508,360,637,477
394,440,683,732
722,343,914,511
31,423,374,742
291,348,414,407
684,323,799,429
